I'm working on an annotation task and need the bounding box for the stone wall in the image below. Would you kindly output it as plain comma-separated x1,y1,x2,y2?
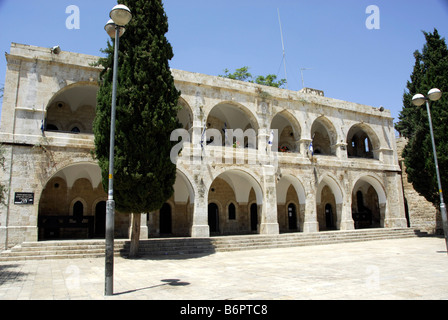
396,137,439,234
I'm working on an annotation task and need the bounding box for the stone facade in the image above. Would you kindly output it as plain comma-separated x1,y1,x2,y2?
0,43,410,250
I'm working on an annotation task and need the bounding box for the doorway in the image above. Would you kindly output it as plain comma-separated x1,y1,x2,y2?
250,203,258,232
160,203,172,234
208,203,219,233
288,203,298,230
325,203,335,230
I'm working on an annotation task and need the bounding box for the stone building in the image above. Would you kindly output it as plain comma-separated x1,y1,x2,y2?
0,43,410,250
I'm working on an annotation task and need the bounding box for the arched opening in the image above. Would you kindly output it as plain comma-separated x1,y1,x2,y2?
160,203,172,234
150,169,194,237
317,176,343,231
352,176,385,229
177,97,193,131
206,102,259,148
208,203,220,234
347,123,380,160
270,110,301,153
73,201,84,222
228,203,236,220
44,84,98,134
38,163,106,240
276,174,306,233
208,169,263,236
311,116,337,156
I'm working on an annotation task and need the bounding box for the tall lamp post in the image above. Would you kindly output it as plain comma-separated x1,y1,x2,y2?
103,4,132,296
412,88,448,253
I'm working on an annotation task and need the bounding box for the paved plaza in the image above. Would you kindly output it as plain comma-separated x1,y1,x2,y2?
0,237,447,301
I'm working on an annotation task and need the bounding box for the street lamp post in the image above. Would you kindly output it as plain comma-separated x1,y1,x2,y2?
412,88,448,253
104,4,132,296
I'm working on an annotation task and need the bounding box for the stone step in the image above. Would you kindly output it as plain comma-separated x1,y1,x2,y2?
214,233,421,252
0,228,428,261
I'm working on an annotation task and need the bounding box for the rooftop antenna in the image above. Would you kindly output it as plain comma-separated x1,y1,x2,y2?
300,68,312,88
277,8,288,89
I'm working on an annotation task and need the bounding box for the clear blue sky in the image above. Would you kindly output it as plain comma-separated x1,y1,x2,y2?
1,0,448,124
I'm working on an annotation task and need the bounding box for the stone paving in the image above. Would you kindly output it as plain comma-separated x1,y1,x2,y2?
0,237,447,301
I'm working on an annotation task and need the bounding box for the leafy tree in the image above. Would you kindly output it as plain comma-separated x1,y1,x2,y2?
219,66,286,88
94,0,181,257
396,28,448,206
254,74,286,88
219,66,252,82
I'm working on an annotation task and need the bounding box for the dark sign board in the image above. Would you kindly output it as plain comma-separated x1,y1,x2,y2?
14,192,34,205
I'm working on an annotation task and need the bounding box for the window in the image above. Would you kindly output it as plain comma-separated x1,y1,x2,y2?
228,203,236,220
73,201,84,222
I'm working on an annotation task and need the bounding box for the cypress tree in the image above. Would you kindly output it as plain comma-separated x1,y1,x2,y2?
396,29,448,206
94,0,181,256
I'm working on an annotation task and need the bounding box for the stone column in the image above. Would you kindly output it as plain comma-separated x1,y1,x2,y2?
260,165,279,235
338,201,355,230
140,213,148,239
300,138,312,157
303,191,319,233
191,199,209,237
384,173,408,228
128,213,148,239
336,142,348,159
190,168,210,238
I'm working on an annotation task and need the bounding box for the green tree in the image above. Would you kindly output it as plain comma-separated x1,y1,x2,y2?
396,28,448,206
254,74,286,88
94,0,181,257
219,66,286,88
219,66,252,82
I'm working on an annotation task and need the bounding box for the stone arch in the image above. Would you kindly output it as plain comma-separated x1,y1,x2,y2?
276,174,306,232
44,82,98,134
206,101,260,148
311,116,338,156
174,168,196,204
270,110,302,153
347,123,381,159
208,168,263,205
69,197,88,217
352,174,387,228
207,168,264,235
316,174,344,231
38,162,105,240
177,97,193,131
316,174,344,204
